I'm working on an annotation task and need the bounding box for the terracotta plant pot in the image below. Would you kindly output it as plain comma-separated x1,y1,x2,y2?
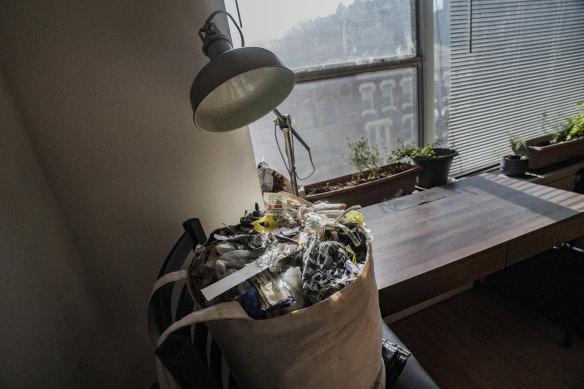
302,163,421,207
412,148,458,188
501,155,529,177
516,135,584,171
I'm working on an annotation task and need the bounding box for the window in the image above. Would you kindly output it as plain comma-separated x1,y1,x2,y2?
400,114,415,144
434,0,584,176
400,76,413,111
225,0,422,184
359,83,376,116
227,0,584,185
365,118,393,148
380,80,396,113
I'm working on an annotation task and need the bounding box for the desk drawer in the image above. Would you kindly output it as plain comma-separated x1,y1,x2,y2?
507,215,584,266
540,175,575,191
378,246,507,316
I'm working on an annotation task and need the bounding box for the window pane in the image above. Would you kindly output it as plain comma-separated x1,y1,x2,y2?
434,0,584,176
226,0,415,71
248,68,418,184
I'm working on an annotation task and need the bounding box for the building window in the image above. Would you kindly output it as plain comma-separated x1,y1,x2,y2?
380,80,396,113
359,83,376,117
400,114,414,144
226,0,422,183
400,76,413,111
365,119,393,149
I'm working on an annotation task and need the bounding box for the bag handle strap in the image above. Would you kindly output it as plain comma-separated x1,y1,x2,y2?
148,270,188,348
148,270,251,349
157,301,251,347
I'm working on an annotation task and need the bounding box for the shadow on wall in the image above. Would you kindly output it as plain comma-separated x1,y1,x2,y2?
0,0,262,387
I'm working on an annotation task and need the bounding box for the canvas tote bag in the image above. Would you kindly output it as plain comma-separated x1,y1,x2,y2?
149,242,385,389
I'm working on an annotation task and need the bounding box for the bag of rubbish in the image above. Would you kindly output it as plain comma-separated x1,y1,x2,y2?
148,197,385,389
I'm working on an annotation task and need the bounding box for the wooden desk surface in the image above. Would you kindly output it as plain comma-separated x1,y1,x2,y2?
361,174,584,316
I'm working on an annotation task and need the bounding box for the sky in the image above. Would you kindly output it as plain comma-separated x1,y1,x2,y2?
224,0,355,45
223,0,443,45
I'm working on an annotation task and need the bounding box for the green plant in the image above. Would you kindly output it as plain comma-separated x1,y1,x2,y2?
540,111,564,138
509,133,528,153
543,101,584,144
564,100,584,141
390,139,445,163
344,136,384,180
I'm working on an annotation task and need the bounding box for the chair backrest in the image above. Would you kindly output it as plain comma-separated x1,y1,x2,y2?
150,218,224,389
153,219,206,332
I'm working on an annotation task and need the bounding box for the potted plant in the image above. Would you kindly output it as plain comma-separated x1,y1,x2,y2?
302,137,421,207
513,102,584,170
509,132,529,155
502,134,530,177
501,155,529,177
390,140,458,188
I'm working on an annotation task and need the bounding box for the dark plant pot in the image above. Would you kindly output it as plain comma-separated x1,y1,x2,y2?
501,155,529,177
514,135,584,171
302,163,421,207
412,148,458,188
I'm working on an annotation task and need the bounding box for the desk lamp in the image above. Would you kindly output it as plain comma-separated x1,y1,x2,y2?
191,10,312,196
190,10,294,132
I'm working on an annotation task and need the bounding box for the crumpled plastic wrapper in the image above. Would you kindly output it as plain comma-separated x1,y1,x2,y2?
301,239,362,305
257,161,291,193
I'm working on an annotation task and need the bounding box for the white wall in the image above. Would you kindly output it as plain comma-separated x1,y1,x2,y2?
0,0,263,386
0,75,123,387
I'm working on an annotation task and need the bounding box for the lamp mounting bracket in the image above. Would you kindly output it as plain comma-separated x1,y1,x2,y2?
198,10,245,57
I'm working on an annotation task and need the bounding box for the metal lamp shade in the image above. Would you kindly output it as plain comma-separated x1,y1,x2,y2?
190,47,295,132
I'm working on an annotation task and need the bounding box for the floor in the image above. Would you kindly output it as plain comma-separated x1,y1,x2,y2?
389,287,584,389
485,245,584,340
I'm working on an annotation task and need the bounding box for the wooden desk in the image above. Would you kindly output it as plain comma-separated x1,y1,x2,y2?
361,174,584,316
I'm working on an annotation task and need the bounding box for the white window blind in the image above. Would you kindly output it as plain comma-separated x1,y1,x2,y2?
446,0,584,175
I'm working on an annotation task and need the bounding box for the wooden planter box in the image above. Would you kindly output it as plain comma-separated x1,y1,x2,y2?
520,136,584,171
302,163,421,207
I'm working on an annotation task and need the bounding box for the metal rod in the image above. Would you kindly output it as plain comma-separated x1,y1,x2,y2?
273,108,310,151
282,127,299,196
273,108,312,196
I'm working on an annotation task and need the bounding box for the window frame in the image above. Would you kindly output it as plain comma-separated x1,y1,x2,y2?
290,0,426,147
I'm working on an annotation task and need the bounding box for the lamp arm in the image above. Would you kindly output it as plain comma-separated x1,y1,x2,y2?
272,108,316,196
273,108,310,153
